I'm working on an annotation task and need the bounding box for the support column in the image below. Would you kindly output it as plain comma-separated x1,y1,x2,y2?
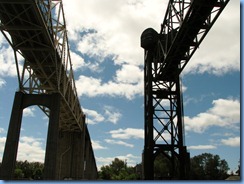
84,140,91,179
43,93,61,180
0,92,24,180
56,131,72,180
70,131,85,179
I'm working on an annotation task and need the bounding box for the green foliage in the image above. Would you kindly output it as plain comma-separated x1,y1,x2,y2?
14,160,44,180
190,153,229,180
98,158,140,180
154,154,172,179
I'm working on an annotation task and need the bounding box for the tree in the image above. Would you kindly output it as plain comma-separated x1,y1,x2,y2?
190,153,229,180
98,158,139,180
14,160,44,180
236,159,240,176
154,154,172,179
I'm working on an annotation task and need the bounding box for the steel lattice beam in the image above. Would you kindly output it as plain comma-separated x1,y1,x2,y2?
141,0,229,180
0,0,85,132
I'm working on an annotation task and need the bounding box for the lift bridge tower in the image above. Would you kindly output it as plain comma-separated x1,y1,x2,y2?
141,0,229,179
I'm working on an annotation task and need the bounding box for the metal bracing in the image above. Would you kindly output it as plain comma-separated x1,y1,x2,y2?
141,0,229,180
155,0,230,81
0,0,85,132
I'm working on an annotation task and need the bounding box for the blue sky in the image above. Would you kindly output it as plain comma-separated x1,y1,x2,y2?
0,0,240,175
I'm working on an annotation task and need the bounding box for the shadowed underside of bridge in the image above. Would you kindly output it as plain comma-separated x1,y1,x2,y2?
0,0,97,180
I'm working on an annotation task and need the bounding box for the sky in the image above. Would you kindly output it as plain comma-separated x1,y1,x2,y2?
0,0,241,175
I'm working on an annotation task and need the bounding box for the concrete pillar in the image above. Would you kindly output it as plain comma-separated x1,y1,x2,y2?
84,139,92,179
43,93,61,180
70,131,85,179
0,92,24,179
91,153,98,179
56,130,86,180
0,91,90,180
56,131,72,179
0,92,60,180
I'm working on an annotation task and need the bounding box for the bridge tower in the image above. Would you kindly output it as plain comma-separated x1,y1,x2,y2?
0,0,97,180
141,0,229,179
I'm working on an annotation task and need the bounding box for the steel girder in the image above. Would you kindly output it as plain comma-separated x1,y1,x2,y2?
141,0,229,180
0,0,84,132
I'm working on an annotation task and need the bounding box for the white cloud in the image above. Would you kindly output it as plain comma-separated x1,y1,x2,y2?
83,106,121,125
0,78,6,88
63,0,166,66
0,45,16,77
91,140,107,150
0,137,6,158
70,51,103,73
17,136,45,162
114,64,143,84
185,98,240,133
188,145,217,150
109,128,144,139
23,107,36,117
104,106,122,124
83,108,105,125
221,137,240,147
76,75,143,100
105,139,134,148
0,127,5,134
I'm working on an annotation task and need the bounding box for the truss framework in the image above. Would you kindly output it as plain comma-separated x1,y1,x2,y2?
0,0,84,131
141,0,229,180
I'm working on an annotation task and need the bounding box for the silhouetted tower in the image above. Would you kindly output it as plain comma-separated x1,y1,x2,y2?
141,0,229,180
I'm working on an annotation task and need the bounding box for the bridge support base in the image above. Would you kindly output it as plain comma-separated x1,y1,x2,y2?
0,91,97,180
0,91,61,180
56,131,85,180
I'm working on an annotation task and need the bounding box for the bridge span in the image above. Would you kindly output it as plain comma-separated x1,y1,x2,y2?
0,0,97,180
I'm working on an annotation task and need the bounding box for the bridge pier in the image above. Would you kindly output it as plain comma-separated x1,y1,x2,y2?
0,91,97,180
43,93,61,180
0,91,61,180
56,130,85,180
84,133,98,179
0,92,24,179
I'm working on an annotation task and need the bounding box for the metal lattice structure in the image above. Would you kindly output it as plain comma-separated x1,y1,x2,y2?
141,0,229,179
0,0,83,131
0,0,97,179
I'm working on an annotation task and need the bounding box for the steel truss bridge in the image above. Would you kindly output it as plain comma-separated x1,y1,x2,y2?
0,0,97,180
141,0,229,179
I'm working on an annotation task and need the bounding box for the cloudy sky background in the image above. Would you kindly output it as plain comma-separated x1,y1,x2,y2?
0,0,240,173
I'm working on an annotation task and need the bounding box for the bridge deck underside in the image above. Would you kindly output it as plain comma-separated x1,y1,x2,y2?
159,0,218,80
0,0,83,132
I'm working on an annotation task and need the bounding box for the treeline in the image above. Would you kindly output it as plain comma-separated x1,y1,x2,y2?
98,153,231,180
0,160,44,180
0,152,239,180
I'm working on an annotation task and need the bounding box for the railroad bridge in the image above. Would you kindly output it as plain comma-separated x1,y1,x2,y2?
0,0,97,180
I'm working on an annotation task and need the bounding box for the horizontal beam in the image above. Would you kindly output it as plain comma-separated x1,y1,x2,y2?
0,25,42,31
0,0,32,4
